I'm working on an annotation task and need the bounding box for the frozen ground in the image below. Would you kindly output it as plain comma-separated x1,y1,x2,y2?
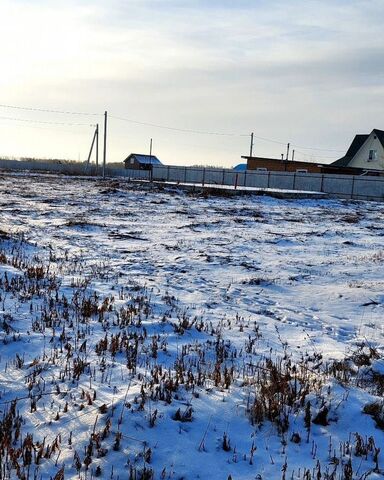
0,172,384,480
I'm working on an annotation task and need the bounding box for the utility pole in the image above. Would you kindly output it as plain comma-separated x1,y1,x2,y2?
286,142,290,161
249,132,254,158
291,149,295,161
96,124,99,174
85,125,98,174
103,111,107,179
149,138,153,182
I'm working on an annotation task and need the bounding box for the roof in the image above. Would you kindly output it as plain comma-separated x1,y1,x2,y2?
373,128,384,147
331,134,368,167
124,153,162,165
233,163,247,171
331,129,384,167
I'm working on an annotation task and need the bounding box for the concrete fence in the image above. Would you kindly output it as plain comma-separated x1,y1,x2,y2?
1,159,384,201
151,165,384,202
0,159,151,180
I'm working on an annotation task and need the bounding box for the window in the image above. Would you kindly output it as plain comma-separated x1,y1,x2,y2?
130,158,135,164
368,150,377,161
296,169,308,173
256,167,267,172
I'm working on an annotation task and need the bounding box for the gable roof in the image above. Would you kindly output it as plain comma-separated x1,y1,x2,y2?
373,129,384,148
331,130,384,167
344,134,369,158
124,153,162,165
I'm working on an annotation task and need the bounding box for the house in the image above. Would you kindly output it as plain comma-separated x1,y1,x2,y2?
242,129,384,176
242,156,324,174
330,129,384,171
124,153,162,170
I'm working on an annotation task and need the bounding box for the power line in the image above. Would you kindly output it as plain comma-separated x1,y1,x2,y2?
294,149,340,159
0,115,95,127
0,102,345,153
111,114,345,152
291,143,344,153
250,134,344,152
0,103,100,116
109,114,249,137
0,120,93,135
250,134,287,146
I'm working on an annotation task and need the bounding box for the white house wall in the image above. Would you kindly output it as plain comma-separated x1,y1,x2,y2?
349,132,384,170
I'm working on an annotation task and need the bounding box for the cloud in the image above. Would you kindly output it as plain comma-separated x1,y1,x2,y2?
0,0,383,165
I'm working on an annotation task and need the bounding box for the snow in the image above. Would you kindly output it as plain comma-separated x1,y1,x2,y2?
151,179,327,195
0,172,384,480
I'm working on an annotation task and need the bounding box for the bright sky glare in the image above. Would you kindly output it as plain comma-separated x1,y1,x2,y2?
0,0,383,166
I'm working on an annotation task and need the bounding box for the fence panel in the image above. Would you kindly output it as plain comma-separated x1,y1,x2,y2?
204,169,225,185
0,159,90,175
293,173,323,192
168,166,187,183
235,172,246,187
322,174,354,196
151,165,166,180
245,172,269,188
115,169,151,180
185,168,204,184
268,172,295,190
353,177,384,200
222,170,237,186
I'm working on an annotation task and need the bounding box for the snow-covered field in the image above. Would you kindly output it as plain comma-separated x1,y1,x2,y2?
1,172,384,480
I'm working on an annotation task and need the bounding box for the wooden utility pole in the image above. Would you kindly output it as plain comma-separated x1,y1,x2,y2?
149,138,153,182
249,132,254,158
103,111,107,179
291,149,295,161
96,124,99,174
286,142,290,161
85,125,98,174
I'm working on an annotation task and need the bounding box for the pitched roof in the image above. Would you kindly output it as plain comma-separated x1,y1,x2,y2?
331,133,369,167
345,134,369,157
373,129,384,148
124,153,162,165
330,156,351,167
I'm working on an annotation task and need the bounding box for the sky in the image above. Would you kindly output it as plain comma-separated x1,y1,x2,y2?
0,0,383,167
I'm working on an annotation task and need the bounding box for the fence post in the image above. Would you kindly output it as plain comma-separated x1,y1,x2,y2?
184,167,187,184
167,165,170,183
320,174,324,192
351,175,355,199
267,171,271,189
234,173,238,190
202,168,205,187
244,169,247,188
292,172,296,190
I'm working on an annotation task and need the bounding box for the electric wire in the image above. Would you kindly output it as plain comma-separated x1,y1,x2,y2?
0,102,345,154
109,115,344,153
0,115,95,127
109,114,249,137
0,103,100,116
